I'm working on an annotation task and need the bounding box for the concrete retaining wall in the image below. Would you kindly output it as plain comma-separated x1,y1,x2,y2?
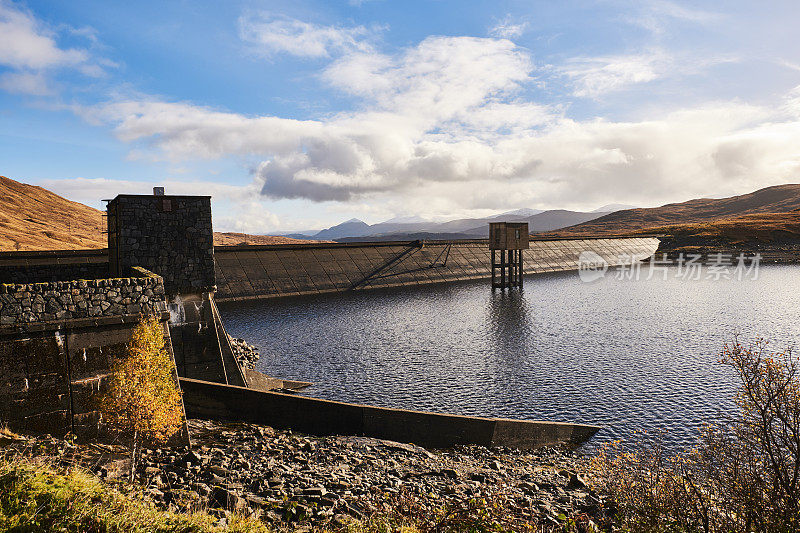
0,313,189,444
212,237,660,301
167,292,246,387
180,377,600,450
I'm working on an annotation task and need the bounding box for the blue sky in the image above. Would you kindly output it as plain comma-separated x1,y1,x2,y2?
1,1,800,232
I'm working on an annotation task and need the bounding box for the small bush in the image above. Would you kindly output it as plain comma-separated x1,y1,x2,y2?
98,315,184,480
591,338,800,533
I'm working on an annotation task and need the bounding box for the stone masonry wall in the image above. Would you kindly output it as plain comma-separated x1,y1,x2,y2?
0,263,110,284
0,266,166,325
0,318,189,444
107,195,215,295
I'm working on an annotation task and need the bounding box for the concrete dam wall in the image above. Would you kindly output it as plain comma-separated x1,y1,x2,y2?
212,237,660,301
0,238,661,303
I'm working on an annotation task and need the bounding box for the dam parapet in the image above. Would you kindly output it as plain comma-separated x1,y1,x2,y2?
0,238,662,303
0,265,165,325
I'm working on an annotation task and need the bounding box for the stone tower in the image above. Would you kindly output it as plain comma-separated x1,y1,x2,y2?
106,193,215,295
106,189,244,386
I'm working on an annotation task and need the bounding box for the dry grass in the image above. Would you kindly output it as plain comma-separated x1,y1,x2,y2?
626,212,800,243
212,232,330,246
546,183,800,238
0,175,107,251
0,455,269,532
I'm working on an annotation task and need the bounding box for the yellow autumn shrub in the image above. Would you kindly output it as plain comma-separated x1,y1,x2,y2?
98,315,183,479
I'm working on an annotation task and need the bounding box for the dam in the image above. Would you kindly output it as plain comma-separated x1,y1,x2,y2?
0,237,658,301
0,190,660,450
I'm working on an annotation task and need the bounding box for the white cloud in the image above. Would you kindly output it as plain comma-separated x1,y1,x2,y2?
489,16,528,39
559,49,739,99
238,12,376,58
78,28,800,220
625,0,721,35
36,176,280,233
0,1,86,70
88,36,535,203
0,70,51,95
36,176,256,203
322,36,532,118
645,0,719,24
0,0,109,96
82,99,327,160
215,198,281,233
559,51,669,98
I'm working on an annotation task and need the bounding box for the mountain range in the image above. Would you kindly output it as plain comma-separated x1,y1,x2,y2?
2,174,800,251
303,208,617,241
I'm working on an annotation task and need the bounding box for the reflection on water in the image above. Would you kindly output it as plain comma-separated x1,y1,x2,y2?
218,265,800,450
487,290,532,349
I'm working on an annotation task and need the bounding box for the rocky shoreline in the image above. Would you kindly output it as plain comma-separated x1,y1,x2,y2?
2,419,610,531
229,335,261,370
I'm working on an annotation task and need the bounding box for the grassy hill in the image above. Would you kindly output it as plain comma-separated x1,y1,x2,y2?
549,184,800,237
629,211,800,243
212,232,330,246
0,176,324,251
0,175,107,251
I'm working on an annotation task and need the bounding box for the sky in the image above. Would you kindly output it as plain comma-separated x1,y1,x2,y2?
1,1,800,233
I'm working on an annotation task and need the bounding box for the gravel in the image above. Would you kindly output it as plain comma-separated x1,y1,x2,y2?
1,419,610,530
138,420,607,529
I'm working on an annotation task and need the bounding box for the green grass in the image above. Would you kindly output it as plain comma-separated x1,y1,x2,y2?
0,457,269,533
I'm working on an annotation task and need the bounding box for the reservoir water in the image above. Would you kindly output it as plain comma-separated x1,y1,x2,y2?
218,264,800,451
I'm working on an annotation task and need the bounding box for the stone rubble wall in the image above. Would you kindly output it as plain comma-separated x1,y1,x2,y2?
0,263,110,284
0,266,166,325
0,317,189,445
228,334,261,369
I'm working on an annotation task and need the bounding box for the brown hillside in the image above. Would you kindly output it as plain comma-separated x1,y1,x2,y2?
0,176,323,251
212,232,328,246
548,183,800,237
629,212,800,243
0,175,107,251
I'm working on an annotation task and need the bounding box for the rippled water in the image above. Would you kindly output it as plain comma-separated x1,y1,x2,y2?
218,265,800,450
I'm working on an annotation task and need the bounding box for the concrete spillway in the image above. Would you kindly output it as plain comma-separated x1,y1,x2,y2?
213,237,660,301
179,377,601,451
